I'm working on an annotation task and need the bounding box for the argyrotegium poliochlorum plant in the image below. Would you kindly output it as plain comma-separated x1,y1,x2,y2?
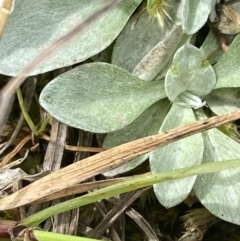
1,0,240,224
40,1,240,224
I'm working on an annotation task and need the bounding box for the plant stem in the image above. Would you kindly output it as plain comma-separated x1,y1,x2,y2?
17,88,49,136
21,158,240,227
16,88,38,135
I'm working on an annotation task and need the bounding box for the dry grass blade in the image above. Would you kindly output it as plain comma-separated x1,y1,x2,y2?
32,176,135,204
0,78,37,155
50,129,92,235
87,188,149,239
0,0,121,131
179,208,219,241
40,134,105,153
0,110,240,210
0,134,31,167
42,118,67,172
126,207,160,241
64,144,105,153
0,0,14,38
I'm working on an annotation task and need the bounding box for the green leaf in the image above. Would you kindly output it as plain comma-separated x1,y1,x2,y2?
33,229,101,241
206,88,240,115
112,1,183,80
154,33,192,80
91,43,114,64
182,0,212,34
112,10,168,73
103,99,170,177
22,158,240,227
165,44,216,108
39,63,166,133
0,0,142,76
132,25,183,81
200,30,223,65
214,34,240,89
150,104,204,208
194,127,240,224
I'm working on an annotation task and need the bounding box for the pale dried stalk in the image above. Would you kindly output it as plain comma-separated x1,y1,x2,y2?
52,130,93,235
0,0,14,38
0,110,240,210
0,134,31,167
32,177,136,204
40,134,105,153
43,118,67,172
31,118,68,232
64,144,105,153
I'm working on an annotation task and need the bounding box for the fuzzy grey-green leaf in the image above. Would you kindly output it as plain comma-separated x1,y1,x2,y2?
112,10,166,73
206,88,240,115
214,34,240,89
200,30,223,65
132,25,183,81
39,63,166,133
0,0,142,76
112,0,182,75
103,99,170,176
165,44,216,106
150,104,204,208
194,127,240,224
182,0,212,34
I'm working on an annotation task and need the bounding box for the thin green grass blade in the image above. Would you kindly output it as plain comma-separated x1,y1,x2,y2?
22,158,240,227
33,229,102,241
